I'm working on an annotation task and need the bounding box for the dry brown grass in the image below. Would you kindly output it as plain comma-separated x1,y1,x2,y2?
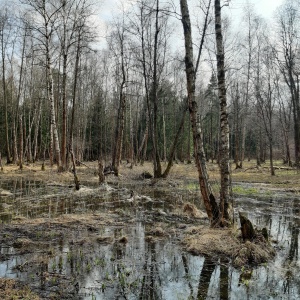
183,203,201,218
0,278,40,300
183,226,275,267
184,227,239,258
0,159,298,189
147,226,166,237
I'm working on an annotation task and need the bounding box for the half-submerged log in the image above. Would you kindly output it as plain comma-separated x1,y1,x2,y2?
239,212,256,241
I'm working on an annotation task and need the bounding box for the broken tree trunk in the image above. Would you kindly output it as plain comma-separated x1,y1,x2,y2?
239,212,256,241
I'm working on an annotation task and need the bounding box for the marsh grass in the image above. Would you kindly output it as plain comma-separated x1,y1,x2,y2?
0,278,40,300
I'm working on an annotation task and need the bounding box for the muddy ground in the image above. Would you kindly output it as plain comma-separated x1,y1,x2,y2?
0,160,297,299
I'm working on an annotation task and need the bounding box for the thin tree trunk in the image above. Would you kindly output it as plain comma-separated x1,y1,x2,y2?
162,106,186,178
47,54,62,171
70,150,80,190
19,114,23,170
180,0,219,224
1,26,11,163
151,0,162,178
33,98,42,162
112,29,127,176
98,155,105,184
215,0,232,225
0,152,3,171
69,33,81,165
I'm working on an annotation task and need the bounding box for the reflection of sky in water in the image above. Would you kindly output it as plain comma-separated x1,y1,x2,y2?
0,179,299,299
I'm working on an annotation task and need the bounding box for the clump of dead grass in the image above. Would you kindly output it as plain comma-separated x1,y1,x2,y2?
0,278,40,300
183,227,275,267
232,239,275,267
184,227,239,258
13,238,33,248
183,202,203,217
147,226,166,237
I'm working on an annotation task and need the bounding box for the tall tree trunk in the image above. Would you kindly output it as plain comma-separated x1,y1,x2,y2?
46,44,62,171
1,26,11,163
151,0,162,178
69,33,81,165
112,31,126,176
215,0,232,225
180,0,219,224
13,27,26,164
61,1,68,171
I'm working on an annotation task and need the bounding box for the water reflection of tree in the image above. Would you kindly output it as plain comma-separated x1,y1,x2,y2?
139,241,161,299
219,261,229,300
182,254,194,298
283,198,299,296
197,256,216,299
196,257,229,300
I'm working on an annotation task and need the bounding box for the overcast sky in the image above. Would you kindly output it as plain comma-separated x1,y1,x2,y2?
94,0,285,48
98,0,284,20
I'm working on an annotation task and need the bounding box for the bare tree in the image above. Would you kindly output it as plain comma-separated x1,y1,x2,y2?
275,0,300,167
0,7,12,163
180,0,220,224
214,0,232,224
109,16,129,177
23,0,63,170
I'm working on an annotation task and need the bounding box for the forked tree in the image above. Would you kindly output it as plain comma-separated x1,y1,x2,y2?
179,0,232,226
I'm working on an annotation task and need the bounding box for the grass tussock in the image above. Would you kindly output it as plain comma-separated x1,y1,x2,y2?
182,202,205,218
233,239,275,267
0,278,40,300
183,227,275,267
148,226,166,237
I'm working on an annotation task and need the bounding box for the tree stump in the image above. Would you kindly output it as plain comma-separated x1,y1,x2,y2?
239,212,256,241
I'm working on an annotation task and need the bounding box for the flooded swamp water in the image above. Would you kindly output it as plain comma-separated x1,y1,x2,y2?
0,178,299,299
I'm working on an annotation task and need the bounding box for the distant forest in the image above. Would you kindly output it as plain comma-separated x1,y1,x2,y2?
0,0,299,173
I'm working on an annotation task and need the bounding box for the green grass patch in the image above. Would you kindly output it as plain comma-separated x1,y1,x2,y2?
232,186,259,196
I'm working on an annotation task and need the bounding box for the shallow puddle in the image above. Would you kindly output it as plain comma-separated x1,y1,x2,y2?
0,178,299,299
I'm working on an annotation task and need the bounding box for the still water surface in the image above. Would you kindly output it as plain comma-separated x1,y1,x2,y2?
0,179,299,299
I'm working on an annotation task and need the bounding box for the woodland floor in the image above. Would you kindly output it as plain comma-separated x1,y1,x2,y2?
0,159,298,299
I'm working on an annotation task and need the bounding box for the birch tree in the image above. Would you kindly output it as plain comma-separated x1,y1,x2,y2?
23,0,62,170
180,0,220,224
214,0,232,224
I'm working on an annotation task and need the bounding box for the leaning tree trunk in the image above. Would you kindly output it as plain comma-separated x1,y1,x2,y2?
215,0,232,225
180,0,219,224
